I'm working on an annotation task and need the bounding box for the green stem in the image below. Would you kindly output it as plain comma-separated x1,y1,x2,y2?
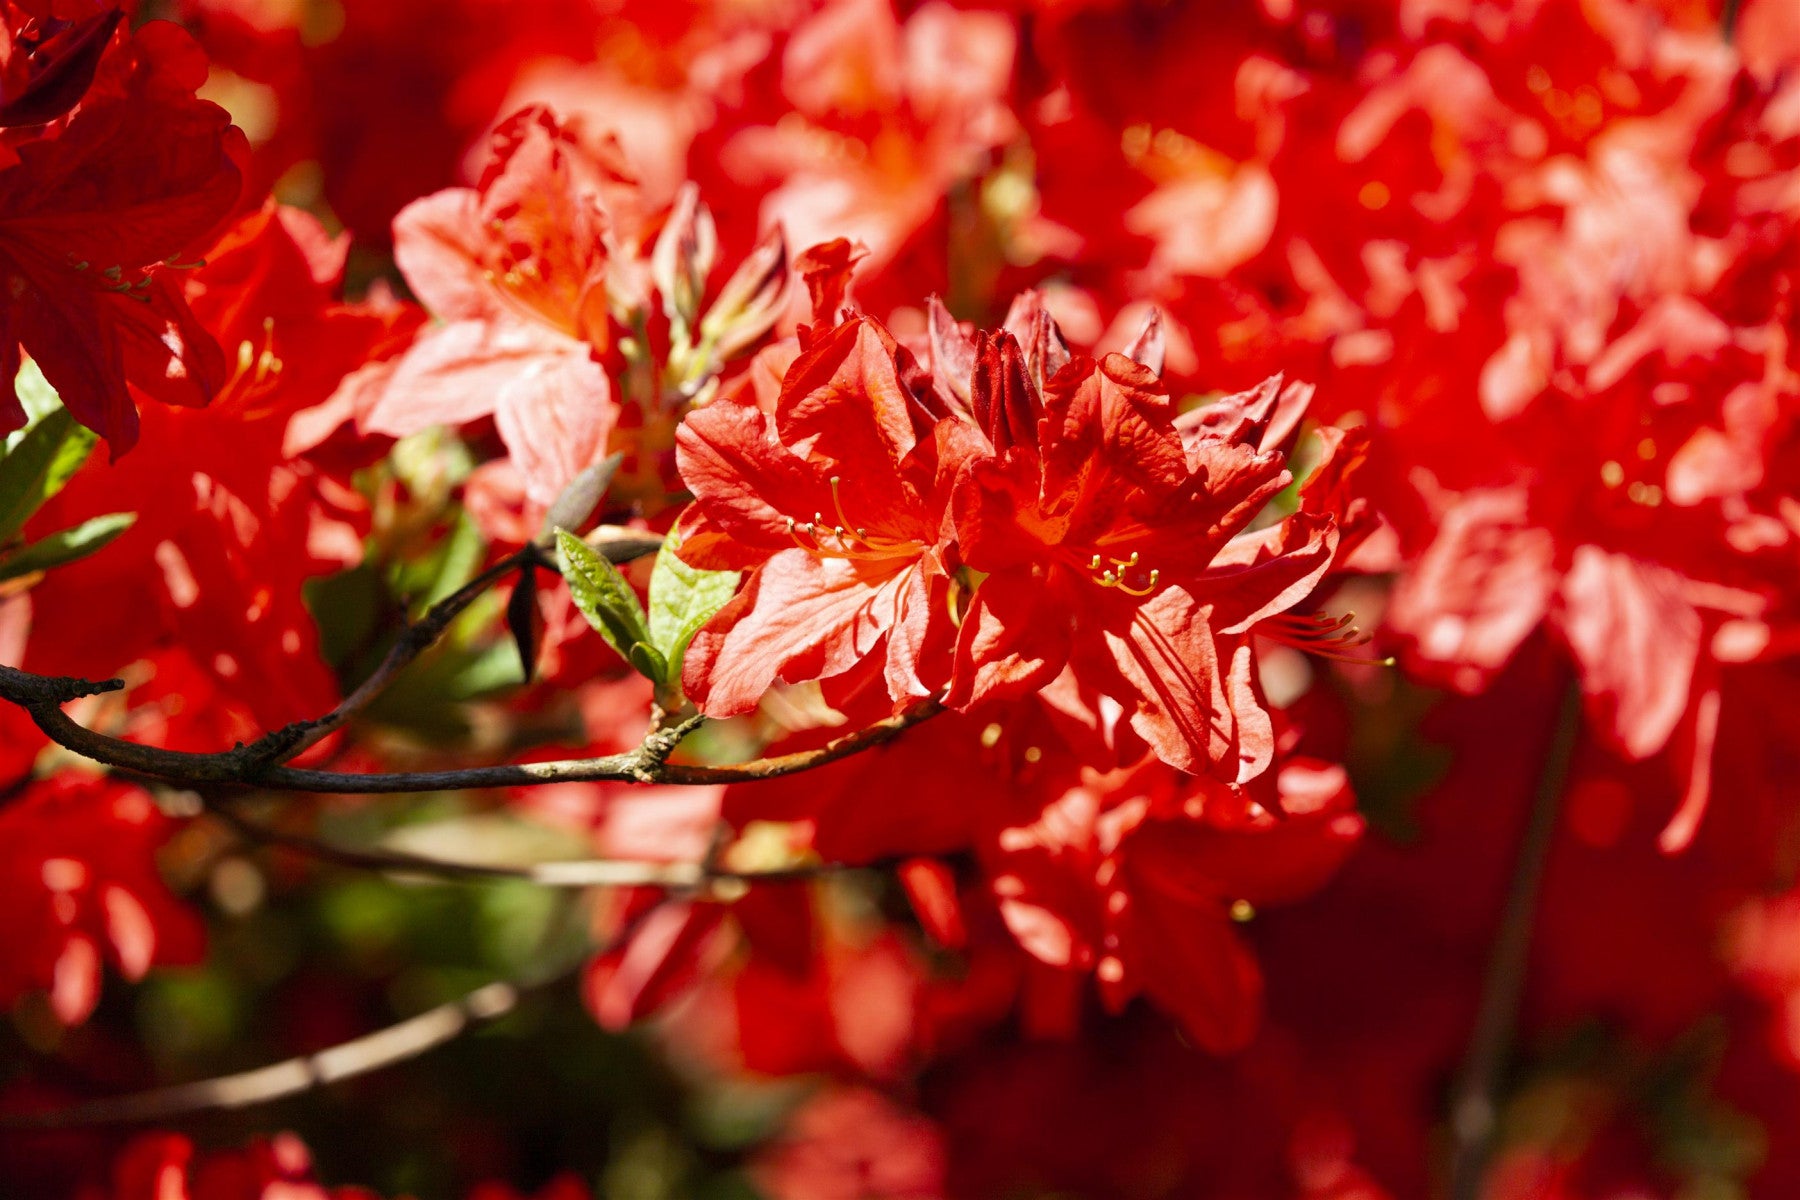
1446,681,1582,1200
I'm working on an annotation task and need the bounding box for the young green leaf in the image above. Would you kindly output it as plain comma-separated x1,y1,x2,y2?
627,641,669,685
647,526,740,689
555,529,650,663
0,388,99,545
0,511,135,581
538,452,623,542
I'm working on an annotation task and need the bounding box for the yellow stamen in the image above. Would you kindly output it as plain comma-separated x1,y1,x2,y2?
1087,549,1160,596
1113,569,1160,598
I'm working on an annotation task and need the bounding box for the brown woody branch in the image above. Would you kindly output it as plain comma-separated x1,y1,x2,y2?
0,509,937,798
236,546,542,768
0,672,938,795
239,528,662,769
0,522,948,1131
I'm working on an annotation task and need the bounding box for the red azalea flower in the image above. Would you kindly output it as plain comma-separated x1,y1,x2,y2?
986,756,1362,1054
710,0,1016,308
676,314,980,714
1387,298,1794,849
720,674,1106,867
23,202,390,744
0,2,121,129
947,323,1345,779
750,1086,947,1200
102,1131,383,1200
0,19,242,453
0,774,204,1026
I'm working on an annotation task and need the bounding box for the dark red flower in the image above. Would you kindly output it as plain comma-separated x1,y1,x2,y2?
0,774,203,1025
22,202,387,745
986,755,1362,1053
0,19,242,453
0,2,121,129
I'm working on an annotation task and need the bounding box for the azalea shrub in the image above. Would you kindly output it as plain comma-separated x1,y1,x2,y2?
3,0,1800,1198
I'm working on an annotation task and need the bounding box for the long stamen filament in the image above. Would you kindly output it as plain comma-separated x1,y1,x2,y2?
1115,569,1159,597
786,517,823,553
1261,610,1395,666
829,477,873,545
1088,551,1159,596
823,476,916,553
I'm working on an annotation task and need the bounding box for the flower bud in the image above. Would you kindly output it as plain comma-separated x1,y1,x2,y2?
651,182,718,336
698,224,791,363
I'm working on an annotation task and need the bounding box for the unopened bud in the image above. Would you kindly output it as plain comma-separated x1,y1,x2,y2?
699,224,792,363
651,183,719,335
927,295,978,412
1120,306,1165,375
1002,290,1071,394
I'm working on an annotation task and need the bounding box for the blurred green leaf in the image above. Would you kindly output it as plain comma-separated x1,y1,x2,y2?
317,876,416,967
136,969,243,1070
10,359,63,426
0,511,134,581
475,880,566,972
440,638,534,698
399,507,485,611
305,564,387,671
363,635,524,741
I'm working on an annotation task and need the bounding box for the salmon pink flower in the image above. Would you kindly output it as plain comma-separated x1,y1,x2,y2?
358,105,633,507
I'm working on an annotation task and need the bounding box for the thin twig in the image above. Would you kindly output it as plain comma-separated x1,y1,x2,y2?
0,969,563,1128
240,548,539,768
240,530,661,769
1445,682,1583,1200
1,887,695,1130
207,798,875,890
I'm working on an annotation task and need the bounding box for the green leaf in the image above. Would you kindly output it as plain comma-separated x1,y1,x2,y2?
0,512,135,581
0,366,99,544
537,452,622,542
402,507,485,611
647,524,739,690
627,641,669,683
555,529,650,665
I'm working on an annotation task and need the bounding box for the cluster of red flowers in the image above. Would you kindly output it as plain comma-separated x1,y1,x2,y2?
5,0,1800,1197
